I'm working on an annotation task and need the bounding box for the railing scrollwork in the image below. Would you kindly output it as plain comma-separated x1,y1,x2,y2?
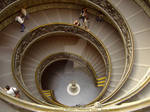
12,23,111,106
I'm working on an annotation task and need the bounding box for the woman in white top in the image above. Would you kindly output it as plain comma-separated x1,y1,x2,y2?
15,15,25,32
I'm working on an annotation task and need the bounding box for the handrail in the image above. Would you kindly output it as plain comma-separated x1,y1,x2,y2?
12,23,111,106
102,97,150,112
0,0,17,12
133,0,150,17
35,52,103,106
0,0,134,107
98,0,134,103
0,88,101,112
103,68,150,106
1,88,150,112
0,1,109,30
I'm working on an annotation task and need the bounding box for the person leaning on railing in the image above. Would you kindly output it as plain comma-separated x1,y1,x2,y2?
4,85,20,98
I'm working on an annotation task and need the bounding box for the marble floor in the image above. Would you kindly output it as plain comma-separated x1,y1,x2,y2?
42,60,102,106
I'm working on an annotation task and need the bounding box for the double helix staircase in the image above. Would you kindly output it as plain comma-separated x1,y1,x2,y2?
0,0,150,112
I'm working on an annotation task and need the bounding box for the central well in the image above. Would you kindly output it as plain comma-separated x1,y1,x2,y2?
41,59,102,106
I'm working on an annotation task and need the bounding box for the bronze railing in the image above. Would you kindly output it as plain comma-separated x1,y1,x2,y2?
1,87,150,112
12,23,111,106
0,0,134,107
0,0,16,11
35,52,102,106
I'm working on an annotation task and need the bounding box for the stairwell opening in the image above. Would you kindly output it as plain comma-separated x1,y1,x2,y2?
41,59,102,106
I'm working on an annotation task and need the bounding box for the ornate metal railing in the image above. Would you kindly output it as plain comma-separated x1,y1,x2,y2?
1,87,150,112
103,68,150,106
0,0,16,11
88,0,134,103
12,23,111,106
144,0,150,7
0,0,134,107
35,52,101,106
134,0,150,17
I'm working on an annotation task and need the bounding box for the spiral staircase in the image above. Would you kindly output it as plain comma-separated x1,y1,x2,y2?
0,0,150,112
